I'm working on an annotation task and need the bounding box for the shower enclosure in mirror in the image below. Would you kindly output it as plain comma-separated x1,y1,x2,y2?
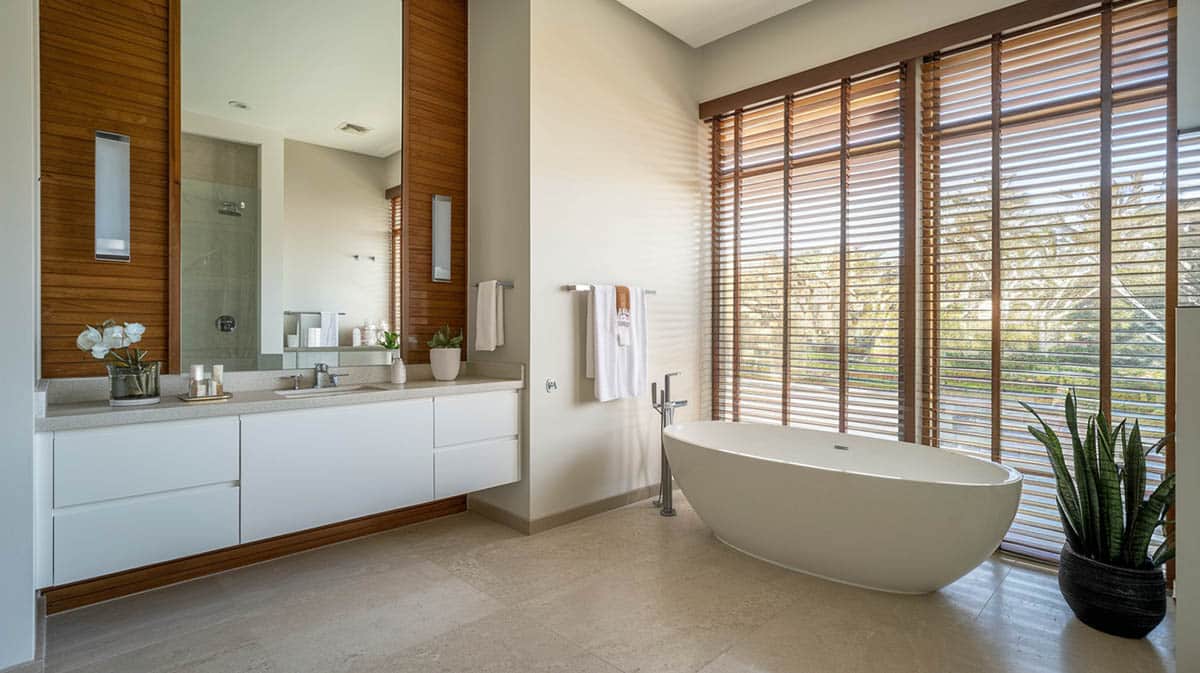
180,0,403,372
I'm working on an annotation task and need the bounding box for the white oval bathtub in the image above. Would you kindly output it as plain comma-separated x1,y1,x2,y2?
663,421,1021,594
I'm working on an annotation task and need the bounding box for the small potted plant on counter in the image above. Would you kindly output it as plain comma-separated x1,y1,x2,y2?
427,325,462,381
379,330,406,384
1023,390,1174,639
76,319,161,407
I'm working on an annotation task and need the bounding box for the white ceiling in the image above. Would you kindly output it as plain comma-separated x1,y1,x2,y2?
614,0,813,47
181,0,403,158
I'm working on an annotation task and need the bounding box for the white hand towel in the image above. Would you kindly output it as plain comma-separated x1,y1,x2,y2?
587,285,647,401
475,281,505,351
319,312,339,347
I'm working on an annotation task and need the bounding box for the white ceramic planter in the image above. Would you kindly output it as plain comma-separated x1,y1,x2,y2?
429,348,460,381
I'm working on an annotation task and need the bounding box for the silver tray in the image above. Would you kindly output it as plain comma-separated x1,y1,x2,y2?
177,392,233,404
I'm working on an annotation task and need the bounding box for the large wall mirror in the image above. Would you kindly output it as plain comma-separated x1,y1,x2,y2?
180,0,402,372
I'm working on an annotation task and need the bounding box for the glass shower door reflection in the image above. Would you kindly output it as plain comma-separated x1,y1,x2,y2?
180,133,261,372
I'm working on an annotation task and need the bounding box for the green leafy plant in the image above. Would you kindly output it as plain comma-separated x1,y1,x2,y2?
426,325,463,350
378,330,402,350
1023,390,1174,569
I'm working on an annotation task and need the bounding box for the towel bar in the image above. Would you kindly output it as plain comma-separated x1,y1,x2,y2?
562,284,657,295
471,280,514,289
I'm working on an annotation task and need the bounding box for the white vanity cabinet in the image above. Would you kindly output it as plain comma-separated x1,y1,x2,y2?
38,380,524,588
433,391,520,498
49,418,241,585
240,399,435,542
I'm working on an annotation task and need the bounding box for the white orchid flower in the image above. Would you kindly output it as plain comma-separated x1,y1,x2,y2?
90,344,111,360
123,322,145,344
76,326,102,352
103,324,127,349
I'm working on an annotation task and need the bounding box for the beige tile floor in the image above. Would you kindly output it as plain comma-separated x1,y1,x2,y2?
42,496,1175,673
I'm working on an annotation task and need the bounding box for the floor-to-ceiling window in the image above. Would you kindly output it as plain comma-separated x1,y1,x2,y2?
705,0,1179,565
708,66,915,440
921,0,1175,560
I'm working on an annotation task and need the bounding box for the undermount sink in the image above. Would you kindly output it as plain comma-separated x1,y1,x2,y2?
274,385,387,398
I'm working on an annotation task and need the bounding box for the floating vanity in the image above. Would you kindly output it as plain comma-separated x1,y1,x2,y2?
34,363,523,591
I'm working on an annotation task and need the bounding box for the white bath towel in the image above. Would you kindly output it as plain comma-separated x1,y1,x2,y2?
586,284,647,401
319,312,339,347
475,280,505,352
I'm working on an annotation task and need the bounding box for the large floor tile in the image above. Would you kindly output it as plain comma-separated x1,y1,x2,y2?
381,609,623,673
42,495,1176,673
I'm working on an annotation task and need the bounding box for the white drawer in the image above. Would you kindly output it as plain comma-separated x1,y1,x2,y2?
434,438,519,498
434,391,518,447
54,417,240,507
240,399,434,542
53,484,240,585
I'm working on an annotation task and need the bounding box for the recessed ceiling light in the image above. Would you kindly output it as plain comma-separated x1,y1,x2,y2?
337,122,372,136
227,100,249,110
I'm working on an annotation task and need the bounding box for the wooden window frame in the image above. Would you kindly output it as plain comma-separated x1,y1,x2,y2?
703,0,1179,569
708,64,914,438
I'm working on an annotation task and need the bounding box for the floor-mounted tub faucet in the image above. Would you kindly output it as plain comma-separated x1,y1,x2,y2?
652,372,687,517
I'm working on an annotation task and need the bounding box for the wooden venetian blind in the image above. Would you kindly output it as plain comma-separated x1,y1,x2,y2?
389,191,403,332
922,0,1176,560
709,66,913,439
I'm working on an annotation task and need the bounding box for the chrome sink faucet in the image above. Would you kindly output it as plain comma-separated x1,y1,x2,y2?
652,372,687,517
312,362,345,389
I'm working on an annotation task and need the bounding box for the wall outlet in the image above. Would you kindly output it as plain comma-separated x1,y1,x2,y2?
544,378,558,393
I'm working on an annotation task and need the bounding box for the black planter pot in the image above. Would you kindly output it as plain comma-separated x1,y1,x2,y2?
1058,544,1166,639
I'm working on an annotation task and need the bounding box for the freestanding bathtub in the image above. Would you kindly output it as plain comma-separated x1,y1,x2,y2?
663,421,1021,594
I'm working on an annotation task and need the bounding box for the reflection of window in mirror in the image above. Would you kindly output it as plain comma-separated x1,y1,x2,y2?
387,185,402,339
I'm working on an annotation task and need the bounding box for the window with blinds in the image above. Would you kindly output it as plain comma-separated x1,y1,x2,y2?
709,66,912,439
390,191,403,332
921,0,1175,560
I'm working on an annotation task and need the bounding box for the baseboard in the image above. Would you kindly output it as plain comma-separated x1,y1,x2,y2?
530,485,658,533
467,496,532,534
469,485,658,535
41,496,467,614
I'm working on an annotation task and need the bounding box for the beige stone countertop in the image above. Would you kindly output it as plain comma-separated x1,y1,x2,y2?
38,375,523,432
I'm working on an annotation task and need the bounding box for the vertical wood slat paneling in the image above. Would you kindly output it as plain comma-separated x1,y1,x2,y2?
40,0,175,377
401,0,468,364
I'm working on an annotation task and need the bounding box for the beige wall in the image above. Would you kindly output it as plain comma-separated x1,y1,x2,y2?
282,140,392,343
526,0,702,520
467,0,703,523
1180,310,1199,670
468,0,533,519
0,0,38,665
696,0,1024,101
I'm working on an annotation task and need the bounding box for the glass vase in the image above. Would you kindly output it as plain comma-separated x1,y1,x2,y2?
107,361,161,406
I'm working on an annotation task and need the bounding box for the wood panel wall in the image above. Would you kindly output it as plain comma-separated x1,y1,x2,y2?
40,0,177,378
401,0,469,364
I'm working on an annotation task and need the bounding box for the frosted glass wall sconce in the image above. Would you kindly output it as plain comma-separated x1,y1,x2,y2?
94,130,131,262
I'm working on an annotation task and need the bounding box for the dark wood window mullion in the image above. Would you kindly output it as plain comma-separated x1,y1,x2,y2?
922,56,942,449
899,61,918,443
839,78,850,434
710,119,722,420
1100,1,1113,419
782,96,793,426
733,111,743,422
990,34,1002,465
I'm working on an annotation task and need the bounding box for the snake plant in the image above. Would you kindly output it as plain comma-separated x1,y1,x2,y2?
1022,390,1174,569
